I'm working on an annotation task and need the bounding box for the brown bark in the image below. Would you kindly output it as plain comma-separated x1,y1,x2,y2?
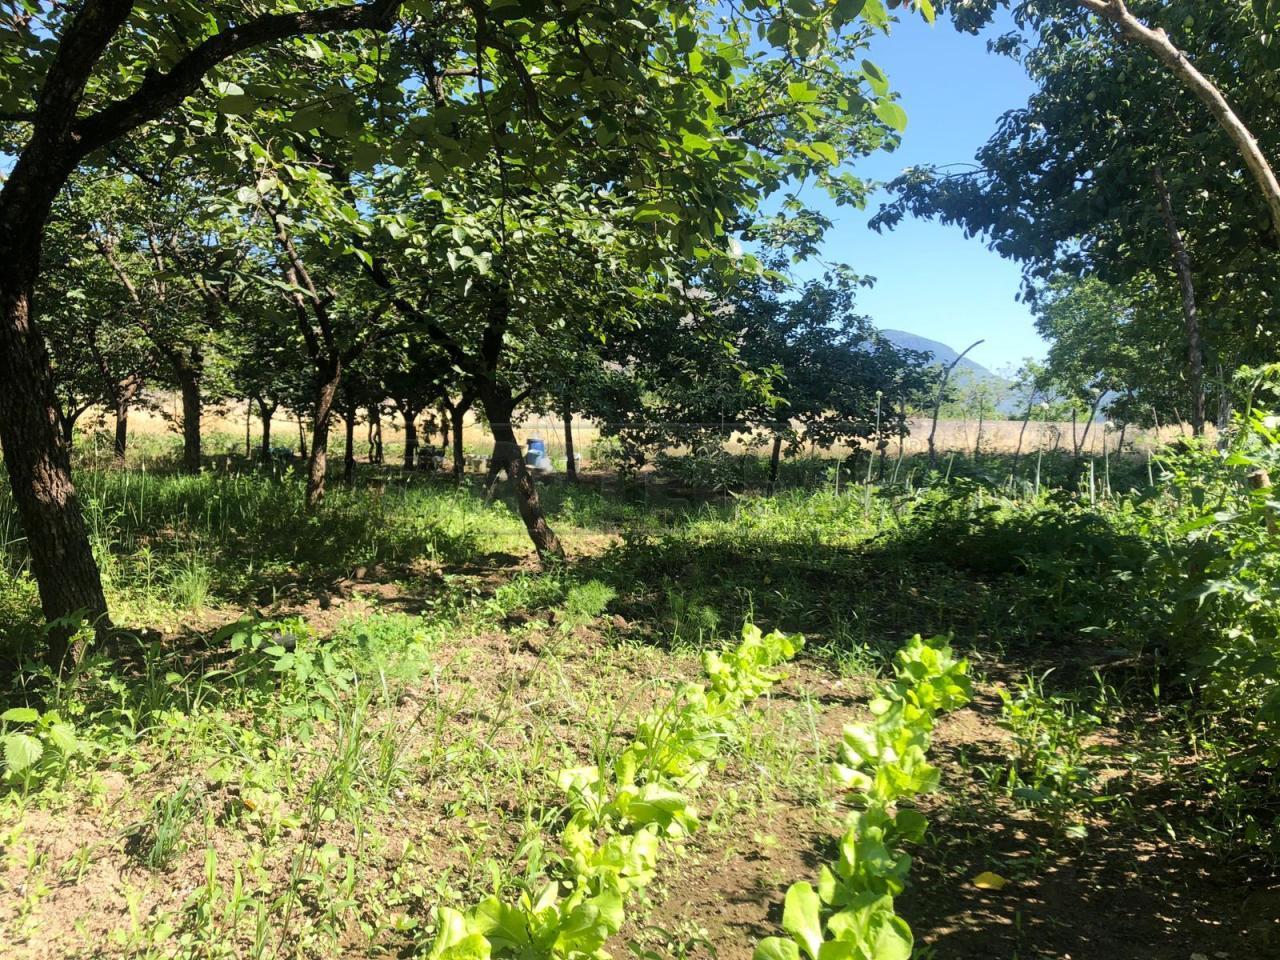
101,366,141,467
306,363,341,508
927,340,983,470
768,430,784,486
1012,393,1037,474
399,401,419,469
973,399,985,462
1078,0,1280,238
0,0,403,653
563,397,577,481
256,397,278,462
114,401,130,464
343,399,357,485
0,281,109,666
368,406,384,464
483,390,564,562
176,363,202,472
446,394,474,478
1077,392,1106,456
1153,167,1206,436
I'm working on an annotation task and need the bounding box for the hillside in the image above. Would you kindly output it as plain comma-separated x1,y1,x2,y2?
878,328,1020,413
878,329,999,379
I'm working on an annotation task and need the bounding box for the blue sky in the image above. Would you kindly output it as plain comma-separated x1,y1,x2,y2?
797,12,1042,374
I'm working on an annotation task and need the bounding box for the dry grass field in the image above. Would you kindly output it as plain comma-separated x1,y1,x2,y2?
98,395,1204,470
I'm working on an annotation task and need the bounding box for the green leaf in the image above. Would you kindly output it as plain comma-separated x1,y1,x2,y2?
816,941,857,960
787,81,819,104
47,723,79,755
1,707,39,724
868,913,913,960
217,94,258,116
290,107,325,133
873,100,907,132
4,733,43,773
861,59,889,96
754,938,801,960
436,934,490,960
782,882,824,960
832,0,867,28
893,808,928,843
810,142,839,166
682,132,714,153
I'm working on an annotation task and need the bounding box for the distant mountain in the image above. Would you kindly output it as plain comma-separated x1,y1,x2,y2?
876,329,1020,414
876,329,999,381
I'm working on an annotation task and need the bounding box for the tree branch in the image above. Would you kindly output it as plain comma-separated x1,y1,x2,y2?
72,0,404,158
1076,0,1280,237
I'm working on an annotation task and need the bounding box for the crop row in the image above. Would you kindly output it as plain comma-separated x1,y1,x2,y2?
426,621,805,959
755,635,972,960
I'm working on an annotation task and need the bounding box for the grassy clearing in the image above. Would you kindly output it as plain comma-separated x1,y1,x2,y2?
0,441,1274,958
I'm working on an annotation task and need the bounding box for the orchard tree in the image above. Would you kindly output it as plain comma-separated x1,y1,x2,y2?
0,0,406,661
926,0,1280,235
875,2,1280,435
39,212,155,458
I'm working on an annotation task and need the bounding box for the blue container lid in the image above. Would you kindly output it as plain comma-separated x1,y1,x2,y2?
526,438,546,453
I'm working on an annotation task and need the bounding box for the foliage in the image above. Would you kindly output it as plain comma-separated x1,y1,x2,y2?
994,672,1104,836
755,634,971,960
0,705,88,789
425,622,803,960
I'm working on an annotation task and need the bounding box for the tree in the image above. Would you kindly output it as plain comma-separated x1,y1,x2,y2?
928,0,1280,235
586,267,933,482
0,0,404,662
875,1,1280,437
2,0,917,650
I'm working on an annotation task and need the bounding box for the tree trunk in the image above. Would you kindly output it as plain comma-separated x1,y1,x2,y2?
973,400,984,462
453,416,466,477
401,405,418,470
1216,363,1231,432
114,401,130,464
768,430,783,486
483,389,564,561
1013,395,1036,474
113,375,140,466
257,398,276,462
176,364,202,473
1081,394,1104,453
447,395,473,479
1153,167,1206,436
343,400,357,485
306,363,341,509
563,397,577,481
59,409,78,448
0,278,109,667
297,415,308,460
367,406,384,464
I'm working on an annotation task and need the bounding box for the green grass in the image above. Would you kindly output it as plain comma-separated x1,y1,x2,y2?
0,434,1276,957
